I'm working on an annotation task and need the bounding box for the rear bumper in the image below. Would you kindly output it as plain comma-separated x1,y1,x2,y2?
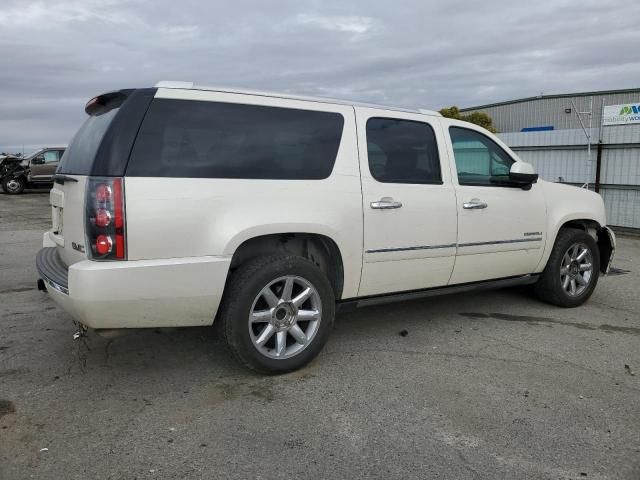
36,247,69,295
36,247,231,329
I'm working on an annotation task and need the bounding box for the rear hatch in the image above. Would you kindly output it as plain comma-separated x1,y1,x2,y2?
49,88,156,267
49,177,89,266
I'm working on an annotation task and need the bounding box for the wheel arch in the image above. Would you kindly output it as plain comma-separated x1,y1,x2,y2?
540,216,614,274
227,231,346,300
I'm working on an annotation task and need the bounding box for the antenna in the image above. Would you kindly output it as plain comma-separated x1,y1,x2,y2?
571,96,593,189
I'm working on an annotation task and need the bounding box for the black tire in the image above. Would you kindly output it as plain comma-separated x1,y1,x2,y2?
1,176,26,194
534,228,600,307
219,254,335,374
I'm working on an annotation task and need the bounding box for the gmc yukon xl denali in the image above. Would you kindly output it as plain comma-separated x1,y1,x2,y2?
36,81,616,373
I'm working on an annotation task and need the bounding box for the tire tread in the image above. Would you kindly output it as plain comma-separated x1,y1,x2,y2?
534,227,600,307
218,254,334,374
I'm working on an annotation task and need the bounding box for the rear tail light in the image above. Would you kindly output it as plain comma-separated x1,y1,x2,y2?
95,234,113,255
86,177,126,260
95,209,111,227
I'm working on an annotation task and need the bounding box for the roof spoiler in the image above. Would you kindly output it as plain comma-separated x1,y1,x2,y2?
85,89,134,115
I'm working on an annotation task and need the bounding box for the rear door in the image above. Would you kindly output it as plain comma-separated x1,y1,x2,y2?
445,124,546,284
357,108,458,296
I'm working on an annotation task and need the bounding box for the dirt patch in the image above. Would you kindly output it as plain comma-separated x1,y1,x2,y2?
460,312,640,336
0,400,16,418
205,367,316,405
0,367,30,378
207,380,275,404
0,286,33,294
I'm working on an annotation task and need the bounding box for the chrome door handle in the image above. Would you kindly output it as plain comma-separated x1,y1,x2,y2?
370,198,403,210
463,199,488,210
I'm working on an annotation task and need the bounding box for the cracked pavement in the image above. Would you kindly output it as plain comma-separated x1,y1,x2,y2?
1,190,639,479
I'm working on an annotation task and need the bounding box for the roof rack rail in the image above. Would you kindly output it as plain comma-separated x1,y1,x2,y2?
154,81,194,89
154,80,441,116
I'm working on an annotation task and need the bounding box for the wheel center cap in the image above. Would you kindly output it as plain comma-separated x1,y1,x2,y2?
272,303,296,329
570,263,579,276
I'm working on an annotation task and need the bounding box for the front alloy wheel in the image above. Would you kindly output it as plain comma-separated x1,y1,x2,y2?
534,227,600,307
559,242,594,297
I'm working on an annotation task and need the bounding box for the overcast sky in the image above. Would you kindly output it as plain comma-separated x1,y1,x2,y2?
1,0,639,152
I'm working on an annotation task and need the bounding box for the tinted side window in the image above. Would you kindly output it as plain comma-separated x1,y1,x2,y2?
449,127,514,186
127,99,345,179
365,118,441,184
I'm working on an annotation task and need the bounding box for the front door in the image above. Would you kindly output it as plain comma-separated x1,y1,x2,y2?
30,150,61,181
445,125,547,284
357,108,458,296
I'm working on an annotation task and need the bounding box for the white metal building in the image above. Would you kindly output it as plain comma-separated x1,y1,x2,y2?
461,89,640,230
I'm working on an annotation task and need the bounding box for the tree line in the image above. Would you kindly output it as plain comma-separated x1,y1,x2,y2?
439,106,497,133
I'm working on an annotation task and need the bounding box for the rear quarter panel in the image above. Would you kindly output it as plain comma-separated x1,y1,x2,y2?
124,90,363,298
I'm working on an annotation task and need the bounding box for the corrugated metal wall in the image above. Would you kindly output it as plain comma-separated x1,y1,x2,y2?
514,149,592,183
499,125,640,147
462,90,640,133
602,189,640,228
497,124,640,229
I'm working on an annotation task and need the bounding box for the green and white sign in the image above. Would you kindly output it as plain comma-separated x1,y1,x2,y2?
603,103,640,126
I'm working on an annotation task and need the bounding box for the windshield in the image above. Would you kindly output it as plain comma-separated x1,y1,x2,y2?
57,108,119,175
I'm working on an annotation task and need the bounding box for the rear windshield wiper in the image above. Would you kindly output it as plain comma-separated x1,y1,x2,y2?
54,174,78,185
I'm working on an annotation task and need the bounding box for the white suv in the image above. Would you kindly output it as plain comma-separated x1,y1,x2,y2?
37,81,616,373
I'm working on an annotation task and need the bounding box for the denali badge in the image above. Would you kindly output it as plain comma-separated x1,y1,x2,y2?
72,242,85,253
524,232,542,236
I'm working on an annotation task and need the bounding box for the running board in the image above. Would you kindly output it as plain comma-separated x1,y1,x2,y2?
336,274,539,313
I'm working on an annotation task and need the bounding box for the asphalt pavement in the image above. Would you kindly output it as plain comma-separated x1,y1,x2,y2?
1,191,639,479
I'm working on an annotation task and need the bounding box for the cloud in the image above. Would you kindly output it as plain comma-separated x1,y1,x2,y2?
0,0,639,151
0,0,129,28
293,14,378,34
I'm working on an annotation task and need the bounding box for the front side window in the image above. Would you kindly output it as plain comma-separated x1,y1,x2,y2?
127,99,345,179
449,127,514,186
43,150,60,163
366,118,441,184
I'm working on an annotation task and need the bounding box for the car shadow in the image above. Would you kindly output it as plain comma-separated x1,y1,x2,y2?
60,285,538,383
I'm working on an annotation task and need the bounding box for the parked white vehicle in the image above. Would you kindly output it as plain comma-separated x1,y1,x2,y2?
37,81,616,373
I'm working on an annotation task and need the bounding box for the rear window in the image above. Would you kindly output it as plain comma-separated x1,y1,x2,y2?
126,99,345,179
366,117,441,184
56,108,119,175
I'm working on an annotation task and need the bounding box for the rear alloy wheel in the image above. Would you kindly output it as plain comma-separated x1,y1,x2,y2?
2,176,26,194
534,228,600,307
249,275,322,360
219,254,335,374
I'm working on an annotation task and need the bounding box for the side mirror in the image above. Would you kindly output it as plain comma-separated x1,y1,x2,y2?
31,155,45,165
510,162,538,189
